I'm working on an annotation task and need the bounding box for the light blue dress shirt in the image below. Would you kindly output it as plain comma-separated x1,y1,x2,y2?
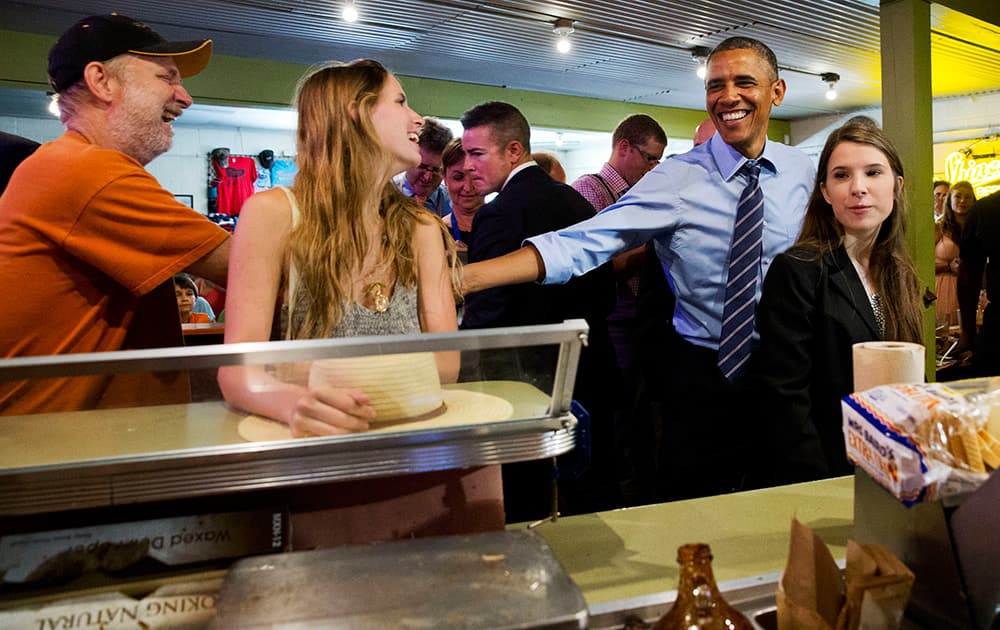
392,174,453,217
528,134,816,350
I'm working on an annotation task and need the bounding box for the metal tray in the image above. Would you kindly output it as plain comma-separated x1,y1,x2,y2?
210,530,588,629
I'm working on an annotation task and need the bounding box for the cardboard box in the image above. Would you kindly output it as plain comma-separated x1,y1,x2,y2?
854,470,1000,629
1,510,289,586
0,578,222,629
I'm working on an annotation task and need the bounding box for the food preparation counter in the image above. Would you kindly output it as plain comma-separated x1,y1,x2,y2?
0,380,569,515
1,476,856,629
527,476,853,617
181,323,225,346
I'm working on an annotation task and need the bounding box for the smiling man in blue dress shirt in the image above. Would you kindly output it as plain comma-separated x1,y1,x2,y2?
462,36,816,499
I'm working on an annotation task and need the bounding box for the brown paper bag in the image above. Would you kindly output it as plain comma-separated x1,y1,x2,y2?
777,518,843,630
834,540,915,630
777,519,915,630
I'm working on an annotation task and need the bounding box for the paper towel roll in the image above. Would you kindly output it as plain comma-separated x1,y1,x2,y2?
852,341,925,392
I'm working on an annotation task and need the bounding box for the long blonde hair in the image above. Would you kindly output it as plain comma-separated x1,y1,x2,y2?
288,59,457,338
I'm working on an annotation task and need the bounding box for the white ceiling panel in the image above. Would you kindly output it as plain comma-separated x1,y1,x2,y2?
0,0,997,119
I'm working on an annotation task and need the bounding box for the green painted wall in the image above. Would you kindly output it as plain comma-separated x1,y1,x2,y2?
880,1,937,377
0,28,791,140
0,30,52,90
394,75,715,138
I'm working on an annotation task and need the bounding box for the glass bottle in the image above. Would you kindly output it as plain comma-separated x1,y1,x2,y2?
653,543,753,630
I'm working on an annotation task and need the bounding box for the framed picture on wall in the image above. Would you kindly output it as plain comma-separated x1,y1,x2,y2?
174,194,194,208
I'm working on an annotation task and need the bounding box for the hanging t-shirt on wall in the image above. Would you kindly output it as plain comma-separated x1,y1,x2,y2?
254,167,272,193
213,156,258,216
270,158,298,188
255,149,275,193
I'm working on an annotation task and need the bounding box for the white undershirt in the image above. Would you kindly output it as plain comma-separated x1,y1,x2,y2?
501,160,538,191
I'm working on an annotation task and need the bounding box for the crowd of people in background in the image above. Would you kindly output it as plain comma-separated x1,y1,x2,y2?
4,13,1000,534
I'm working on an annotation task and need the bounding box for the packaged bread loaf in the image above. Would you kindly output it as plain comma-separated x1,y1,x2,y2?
842,377,1000,505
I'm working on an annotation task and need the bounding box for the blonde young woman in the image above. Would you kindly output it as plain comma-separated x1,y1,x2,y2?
219,60,501,544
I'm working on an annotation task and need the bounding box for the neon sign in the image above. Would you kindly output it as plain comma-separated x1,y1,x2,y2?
944,152,1000,199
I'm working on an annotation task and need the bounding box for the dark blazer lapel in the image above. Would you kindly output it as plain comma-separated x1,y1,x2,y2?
828,246,881,337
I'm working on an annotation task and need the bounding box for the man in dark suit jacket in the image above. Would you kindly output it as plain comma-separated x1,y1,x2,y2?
459,101,620,521
460,104,598,332
958,191,1000,376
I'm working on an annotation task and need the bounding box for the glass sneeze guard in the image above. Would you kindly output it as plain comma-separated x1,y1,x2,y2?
0,320,587,516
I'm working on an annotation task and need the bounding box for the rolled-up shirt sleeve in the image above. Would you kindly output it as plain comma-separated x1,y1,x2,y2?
526,168,680,285
522,136,813,351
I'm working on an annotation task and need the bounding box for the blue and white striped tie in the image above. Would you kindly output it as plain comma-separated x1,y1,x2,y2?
718,160,764,382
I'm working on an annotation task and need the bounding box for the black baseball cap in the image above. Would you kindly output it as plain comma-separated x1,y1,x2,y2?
48,14,212,92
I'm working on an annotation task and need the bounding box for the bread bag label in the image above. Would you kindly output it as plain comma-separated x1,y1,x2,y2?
842,381,993,506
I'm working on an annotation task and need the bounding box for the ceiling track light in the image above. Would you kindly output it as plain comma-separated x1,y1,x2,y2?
821,72,840,101
553,18,574,54
691,46,711,80
342,0,359,23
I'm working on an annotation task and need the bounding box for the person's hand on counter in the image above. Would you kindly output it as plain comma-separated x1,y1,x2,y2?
219,365,375,436
289,384,375,437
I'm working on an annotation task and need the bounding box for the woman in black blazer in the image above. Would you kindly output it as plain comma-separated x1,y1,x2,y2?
751,119,924,484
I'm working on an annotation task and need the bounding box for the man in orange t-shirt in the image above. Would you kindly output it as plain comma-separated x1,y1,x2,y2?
0,15,230,415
